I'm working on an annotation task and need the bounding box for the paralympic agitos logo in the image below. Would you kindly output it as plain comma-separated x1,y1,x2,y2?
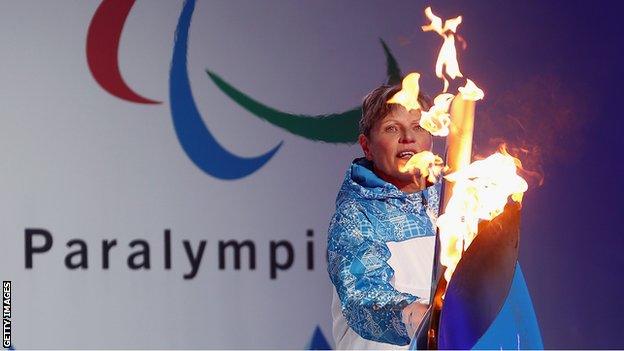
86,0,402,180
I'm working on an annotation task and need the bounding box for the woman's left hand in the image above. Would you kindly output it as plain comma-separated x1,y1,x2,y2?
402,301,429,336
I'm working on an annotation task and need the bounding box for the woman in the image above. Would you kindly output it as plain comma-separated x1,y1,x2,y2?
327,83,440,349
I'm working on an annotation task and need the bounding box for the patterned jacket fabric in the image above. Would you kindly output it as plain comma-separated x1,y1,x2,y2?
327,158,439,346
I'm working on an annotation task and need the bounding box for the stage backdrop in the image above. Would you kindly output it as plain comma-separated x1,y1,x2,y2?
0,0,622,349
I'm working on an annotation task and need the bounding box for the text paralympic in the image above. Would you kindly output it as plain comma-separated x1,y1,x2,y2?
24,228,316,279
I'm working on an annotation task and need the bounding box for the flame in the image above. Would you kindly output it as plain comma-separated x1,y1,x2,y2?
436,150,528,285
399,151,446,184
422,7,463,92
458,79,485,101
419,93,454,136
387,72,422,111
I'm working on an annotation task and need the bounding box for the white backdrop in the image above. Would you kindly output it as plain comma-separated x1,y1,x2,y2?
0,0,435,348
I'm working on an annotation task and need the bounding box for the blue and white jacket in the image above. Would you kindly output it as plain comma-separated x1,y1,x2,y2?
327,158,439,349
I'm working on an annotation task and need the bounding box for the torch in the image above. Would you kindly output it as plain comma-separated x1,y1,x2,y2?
422,93,476,350
389,7,542,350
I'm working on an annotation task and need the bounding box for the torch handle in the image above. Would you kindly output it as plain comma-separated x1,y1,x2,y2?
442,96,476,208
434,94,476,285
424,94,476,349
429,94,476,289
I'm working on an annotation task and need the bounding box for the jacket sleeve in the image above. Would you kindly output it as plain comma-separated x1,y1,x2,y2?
327,208,418,346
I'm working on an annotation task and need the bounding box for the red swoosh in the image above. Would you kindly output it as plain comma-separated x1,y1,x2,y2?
86,0,160,104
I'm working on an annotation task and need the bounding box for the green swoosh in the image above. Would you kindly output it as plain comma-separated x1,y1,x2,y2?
380,38,403,86
206,39,403,143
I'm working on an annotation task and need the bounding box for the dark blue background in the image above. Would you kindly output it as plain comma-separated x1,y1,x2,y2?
426,1,624,348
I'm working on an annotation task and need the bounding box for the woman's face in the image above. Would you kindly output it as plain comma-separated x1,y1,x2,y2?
359,107,433,189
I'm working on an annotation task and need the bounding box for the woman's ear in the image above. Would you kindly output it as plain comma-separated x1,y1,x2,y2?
358,134,373,160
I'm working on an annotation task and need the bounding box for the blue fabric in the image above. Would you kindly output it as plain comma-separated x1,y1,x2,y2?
471,263,544,350
327,158,439,346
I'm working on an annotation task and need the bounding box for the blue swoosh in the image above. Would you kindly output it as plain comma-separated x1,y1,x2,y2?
169,0,283,180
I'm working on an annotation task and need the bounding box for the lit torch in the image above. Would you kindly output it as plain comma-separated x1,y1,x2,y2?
389,6,537,350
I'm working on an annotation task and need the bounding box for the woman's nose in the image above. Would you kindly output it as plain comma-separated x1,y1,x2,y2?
399,128,416,143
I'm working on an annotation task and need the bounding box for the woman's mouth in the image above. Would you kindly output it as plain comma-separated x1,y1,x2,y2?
397,151,416,159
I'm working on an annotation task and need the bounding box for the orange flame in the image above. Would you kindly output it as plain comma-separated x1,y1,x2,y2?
422,7,463,92
436,149,528,285
419,93,454,136
458,79,485,101
387,72,422,111
399,151,446,184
